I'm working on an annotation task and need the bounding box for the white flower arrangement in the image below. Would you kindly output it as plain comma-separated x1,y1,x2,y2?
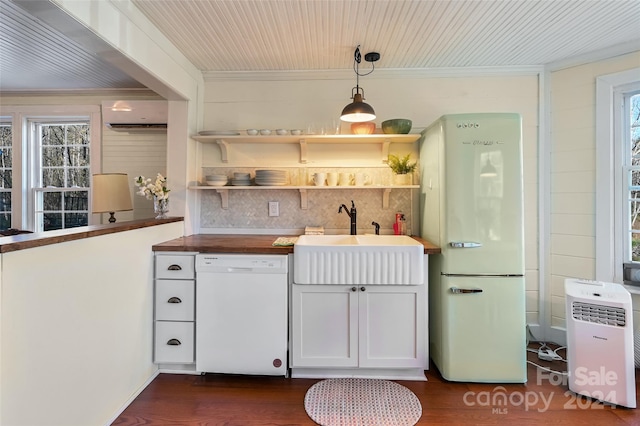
134,173,170,200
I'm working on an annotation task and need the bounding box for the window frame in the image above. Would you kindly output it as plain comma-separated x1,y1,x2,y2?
0,119,13,229
622,91,640,265
28,118,92,231
595,68,640,283
0,105,101,231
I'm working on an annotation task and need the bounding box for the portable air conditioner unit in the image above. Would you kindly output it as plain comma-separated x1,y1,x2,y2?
565,278,636,408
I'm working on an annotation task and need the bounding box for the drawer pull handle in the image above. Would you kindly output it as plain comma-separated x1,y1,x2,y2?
351,287,357,292
360,286,366,292
167,338,182,346
167,297,182,304
167,264,182,271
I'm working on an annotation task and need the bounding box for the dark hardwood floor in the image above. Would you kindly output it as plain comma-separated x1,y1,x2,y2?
113,346,640,425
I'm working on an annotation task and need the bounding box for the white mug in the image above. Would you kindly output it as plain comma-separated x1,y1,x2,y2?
313,172,326,186
327,172,339,186
354,173,371,186
339,172,352,186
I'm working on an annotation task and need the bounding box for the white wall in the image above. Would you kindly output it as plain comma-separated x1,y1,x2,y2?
201,70,542,322
547,51,640,341
102,127,168,221
0,222,183,426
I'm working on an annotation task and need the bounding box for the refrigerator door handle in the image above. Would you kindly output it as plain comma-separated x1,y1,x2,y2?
450,287,483,294
449,241,483,248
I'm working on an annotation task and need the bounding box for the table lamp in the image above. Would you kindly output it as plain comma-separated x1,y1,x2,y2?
92,173,133,223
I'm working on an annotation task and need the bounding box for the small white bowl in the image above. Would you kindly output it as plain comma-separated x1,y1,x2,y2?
205,174,227,181
246,129,258,135
205,181,227,186
259,129,272,135
290,129,302,135
276,129,288,135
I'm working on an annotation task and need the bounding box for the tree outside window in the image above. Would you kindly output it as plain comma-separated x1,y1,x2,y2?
0,122,11,230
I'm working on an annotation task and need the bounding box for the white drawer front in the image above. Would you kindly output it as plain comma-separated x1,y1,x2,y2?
154,321,194,364
155,280,195,321
156,255,195,279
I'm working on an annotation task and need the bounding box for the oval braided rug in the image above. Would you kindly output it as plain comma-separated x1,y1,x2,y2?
304,378,422,426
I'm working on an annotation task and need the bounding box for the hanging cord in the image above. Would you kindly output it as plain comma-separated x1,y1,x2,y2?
351,45,375,99
352,45,375,77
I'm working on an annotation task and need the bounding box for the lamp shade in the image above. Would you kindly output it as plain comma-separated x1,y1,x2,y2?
92,173,133,222
340,93,376,123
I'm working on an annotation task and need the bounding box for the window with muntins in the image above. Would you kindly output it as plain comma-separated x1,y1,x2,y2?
626,92,640,262
32,120,90,231
0,120,12,230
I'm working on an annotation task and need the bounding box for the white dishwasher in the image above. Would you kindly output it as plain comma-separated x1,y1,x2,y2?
195,254,288,376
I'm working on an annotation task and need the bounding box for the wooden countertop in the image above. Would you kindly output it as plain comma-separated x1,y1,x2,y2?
0,217,183,253
152,234,441,255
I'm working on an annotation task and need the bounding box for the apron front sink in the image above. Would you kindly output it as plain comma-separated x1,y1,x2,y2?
293,235,424,285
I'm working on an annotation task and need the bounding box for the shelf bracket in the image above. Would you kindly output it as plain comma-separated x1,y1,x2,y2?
381,139,391,163
382,188,392,209
299,139,308,164
215,188,229,209
215,139,229,163
299,189,308,209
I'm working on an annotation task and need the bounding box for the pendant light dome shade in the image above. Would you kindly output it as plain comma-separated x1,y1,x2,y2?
480,159,498,177
340,91,376,122
340,46,379,123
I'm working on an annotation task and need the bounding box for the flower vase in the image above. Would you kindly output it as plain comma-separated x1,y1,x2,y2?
153,196,169,219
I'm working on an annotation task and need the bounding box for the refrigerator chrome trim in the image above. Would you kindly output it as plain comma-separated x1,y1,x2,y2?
450,287,483,294
449,241,483,248
442,273,524,277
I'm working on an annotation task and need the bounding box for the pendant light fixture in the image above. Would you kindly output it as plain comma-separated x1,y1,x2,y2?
480,158,498,177
340,46,379,123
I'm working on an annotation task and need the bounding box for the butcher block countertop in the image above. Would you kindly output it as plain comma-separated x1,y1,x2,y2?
152,234,441,255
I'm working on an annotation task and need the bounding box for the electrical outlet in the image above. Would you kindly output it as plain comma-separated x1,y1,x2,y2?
268,201,279,217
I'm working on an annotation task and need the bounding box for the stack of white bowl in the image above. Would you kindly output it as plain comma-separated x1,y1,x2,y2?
255,169,288,186
204,174,228,186
231,172,251,186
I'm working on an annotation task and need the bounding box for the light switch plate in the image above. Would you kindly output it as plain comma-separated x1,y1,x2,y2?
269,201,279,217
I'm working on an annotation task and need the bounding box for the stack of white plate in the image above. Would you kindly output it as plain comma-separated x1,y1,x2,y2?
205,174,228,186
231,172,251,186
255,169,288,186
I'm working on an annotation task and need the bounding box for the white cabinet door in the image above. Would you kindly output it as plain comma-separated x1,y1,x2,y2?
358,285,426,369
291,284,358,367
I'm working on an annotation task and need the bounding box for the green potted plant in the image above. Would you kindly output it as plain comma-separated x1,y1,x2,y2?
387,154,417,185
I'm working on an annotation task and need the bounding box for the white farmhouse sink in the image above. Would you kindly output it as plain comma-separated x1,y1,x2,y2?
293,234,424,285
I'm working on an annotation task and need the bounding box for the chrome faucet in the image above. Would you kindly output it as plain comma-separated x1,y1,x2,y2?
339,200,357,235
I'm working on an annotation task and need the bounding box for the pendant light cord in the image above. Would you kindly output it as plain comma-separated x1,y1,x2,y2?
352,45,375,96
352,45,375,78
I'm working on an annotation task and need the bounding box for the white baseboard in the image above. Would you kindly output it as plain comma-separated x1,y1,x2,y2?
548,326,567,347
103,370,160,426
291,367,427,381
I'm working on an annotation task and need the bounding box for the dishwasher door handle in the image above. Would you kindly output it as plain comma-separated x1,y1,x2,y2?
226,267,253,273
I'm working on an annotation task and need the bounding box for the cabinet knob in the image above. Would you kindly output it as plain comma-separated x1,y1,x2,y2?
167,297,182,304
167,338,182,346
167,264,182,271
351,287,357,292
360,286,366,292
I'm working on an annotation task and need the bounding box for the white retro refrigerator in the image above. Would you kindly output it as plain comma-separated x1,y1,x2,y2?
420,113,527,383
